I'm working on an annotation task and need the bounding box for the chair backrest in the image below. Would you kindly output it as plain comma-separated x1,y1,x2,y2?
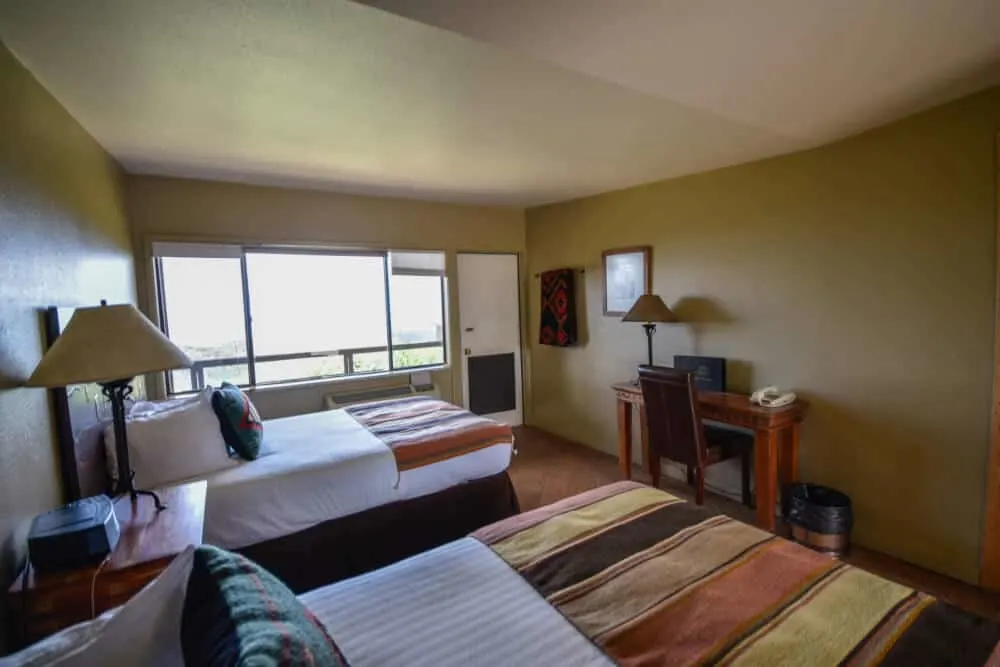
638,365,706,467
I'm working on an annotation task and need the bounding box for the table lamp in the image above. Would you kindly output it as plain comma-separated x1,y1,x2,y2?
27,301,192,510
622,294,677,366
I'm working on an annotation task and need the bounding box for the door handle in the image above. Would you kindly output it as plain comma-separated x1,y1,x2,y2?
464,327,475,332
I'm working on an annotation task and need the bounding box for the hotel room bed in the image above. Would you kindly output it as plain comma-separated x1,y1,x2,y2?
310,481,1000,666
63,395,519,591
201,402,519,589
201,406,513,549
9,481,999,666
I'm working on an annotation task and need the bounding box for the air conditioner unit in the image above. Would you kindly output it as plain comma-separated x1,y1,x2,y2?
324,382,439,410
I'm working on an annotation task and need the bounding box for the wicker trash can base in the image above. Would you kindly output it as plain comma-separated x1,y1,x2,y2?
789,524,850,556
783,483,853,557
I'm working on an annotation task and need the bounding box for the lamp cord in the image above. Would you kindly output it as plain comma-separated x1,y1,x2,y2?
18,545,31,647
90,553,113,620
15,539,113,645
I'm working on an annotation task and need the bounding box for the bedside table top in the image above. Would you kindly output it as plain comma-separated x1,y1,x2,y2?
11,480,207,593
109,480,207,571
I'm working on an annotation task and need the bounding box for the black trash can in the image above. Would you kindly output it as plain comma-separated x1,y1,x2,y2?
782,483,853,556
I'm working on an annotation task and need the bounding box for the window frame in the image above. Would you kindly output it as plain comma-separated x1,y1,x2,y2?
154,245,448,394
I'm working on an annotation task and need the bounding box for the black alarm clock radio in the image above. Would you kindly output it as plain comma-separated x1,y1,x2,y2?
27,495,121,572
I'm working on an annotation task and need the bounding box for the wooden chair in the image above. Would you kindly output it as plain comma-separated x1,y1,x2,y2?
638,365,753,506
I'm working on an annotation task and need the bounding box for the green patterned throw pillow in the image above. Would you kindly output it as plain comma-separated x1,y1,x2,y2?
182,546,349,667
211,382,263,460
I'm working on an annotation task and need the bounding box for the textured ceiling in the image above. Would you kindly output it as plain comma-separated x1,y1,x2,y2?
0,0,997,206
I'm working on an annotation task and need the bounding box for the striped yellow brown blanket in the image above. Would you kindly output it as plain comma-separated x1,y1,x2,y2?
344,396,513,471
473,482,1000,666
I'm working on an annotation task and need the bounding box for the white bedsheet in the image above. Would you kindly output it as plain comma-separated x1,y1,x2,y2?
302,538,613,667
202,409,513,549
5,540,607,667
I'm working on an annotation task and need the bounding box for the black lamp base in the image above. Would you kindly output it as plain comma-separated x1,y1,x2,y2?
129,488,166,511
101,379,167,512
642,323,657,367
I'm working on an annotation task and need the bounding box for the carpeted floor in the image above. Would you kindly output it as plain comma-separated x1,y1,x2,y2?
508,425,1000,619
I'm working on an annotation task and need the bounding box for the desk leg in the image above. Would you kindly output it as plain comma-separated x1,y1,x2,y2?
638,405,659,488
754,429,779,532
617,399,633,480
779,422,801,487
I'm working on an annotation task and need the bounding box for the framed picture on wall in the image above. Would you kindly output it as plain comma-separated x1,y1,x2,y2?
602,246,651,316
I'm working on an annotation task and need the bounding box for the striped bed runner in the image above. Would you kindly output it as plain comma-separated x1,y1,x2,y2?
473,482,1000,666
344,396,513,472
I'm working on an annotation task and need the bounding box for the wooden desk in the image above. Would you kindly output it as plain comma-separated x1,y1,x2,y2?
613,382,806,531
9,480,206,644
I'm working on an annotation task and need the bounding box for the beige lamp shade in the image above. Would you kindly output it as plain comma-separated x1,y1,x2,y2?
27,302,192,387
621,294,677,324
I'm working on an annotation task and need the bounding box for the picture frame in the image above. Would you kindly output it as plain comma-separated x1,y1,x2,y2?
602,246,651,316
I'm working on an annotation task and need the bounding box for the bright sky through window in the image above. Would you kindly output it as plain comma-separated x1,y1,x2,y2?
156,248,446,392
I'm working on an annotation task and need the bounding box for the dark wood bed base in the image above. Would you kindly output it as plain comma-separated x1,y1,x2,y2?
238,470,520,592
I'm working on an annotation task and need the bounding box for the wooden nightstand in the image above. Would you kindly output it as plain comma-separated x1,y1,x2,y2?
8,480,206,645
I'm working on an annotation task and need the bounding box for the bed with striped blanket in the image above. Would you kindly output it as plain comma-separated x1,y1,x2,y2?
11,482,1000,666
344,396,514,471
473,481,1000,666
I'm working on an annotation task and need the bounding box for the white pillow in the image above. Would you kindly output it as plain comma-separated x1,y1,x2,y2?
105,392,207,481
105,390,237,489
128,392,201,419
1,547,193,667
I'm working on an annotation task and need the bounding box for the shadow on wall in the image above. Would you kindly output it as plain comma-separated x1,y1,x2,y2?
0,312,38,390
573,269,590,347
670,296,754,391
725,360,754,394
672,296,736,356
0,371,23,391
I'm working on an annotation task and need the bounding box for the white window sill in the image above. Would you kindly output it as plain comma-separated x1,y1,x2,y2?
166,364,449,397
244,364,450,395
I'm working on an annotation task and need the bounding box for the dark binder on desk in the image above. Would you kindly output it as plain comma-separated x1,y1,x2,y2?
674,355,726,393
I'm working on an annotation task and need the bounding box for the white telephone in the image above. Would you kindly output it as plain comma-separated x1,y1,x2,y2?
750,386,797,408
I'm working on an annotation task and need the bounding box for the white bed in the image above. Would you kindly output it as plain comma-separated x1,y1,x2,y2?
197,409,514,549
0,540,608,667
302,538,611,667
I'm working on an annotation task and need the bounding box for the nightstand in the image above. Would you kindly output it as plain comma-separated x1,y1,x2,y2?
7,480,206,646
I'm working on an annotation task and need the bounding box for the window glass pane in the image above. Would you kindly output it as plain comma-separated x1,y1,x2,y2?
255,355,345,385
389,273,446,369
351,350,390,374
393,345,445,369
246,253,389,382
158,257,249,392
390,275,445,346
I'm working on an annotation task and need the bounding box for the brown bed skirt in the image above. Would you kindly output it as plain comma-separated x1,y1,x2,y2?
237,470,520,593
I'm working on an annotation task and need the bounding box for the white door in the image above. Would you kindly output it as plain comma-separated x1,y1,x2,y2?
457,253,522,426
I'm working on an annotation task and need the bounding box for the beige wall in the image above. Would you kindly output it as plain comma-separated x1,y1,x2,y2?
0,42,134,614
525,86,1000,582
125,175,527,417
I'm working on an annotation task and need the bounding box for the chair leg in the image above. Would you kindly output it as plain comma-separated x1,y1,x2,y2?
686,465,694,486
695,466,706,505
741,450,753,508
